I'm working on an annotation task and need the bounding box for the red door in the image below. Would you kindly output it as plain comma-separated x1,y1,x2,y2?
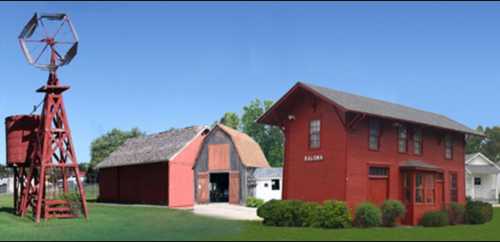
368,177,388,206
197,173,209,204
229,172,240,204
436,180,444,209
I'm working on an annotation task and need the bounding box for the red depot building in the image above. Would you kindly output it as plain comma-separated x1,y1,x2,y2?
258,82,483,225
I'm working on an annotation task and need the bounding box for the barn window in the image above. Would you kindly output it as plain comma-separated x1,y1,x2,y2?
309,119,321,149
413,128,423,155
369,119,380,150
271,179,280,190
416,174,424,203
450,173,458,202
368,167,388,177
398,126,408,153
445,134,453,160
474,177,482,186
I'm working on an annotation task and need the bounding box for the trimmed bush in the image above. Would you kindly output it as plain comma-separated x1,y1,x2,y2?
419,210,449,227
447,202,465,225
256,200,306,227
354,202,381,228
381,200,406,227
315,200,352,229
465,200,493,225
246,197,265,208
299,202,321,227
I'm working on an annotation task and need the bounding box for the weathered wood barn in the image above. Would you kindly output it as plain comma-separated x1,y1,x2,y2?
258,82,483,225
194,124,270,204
96,126,209,208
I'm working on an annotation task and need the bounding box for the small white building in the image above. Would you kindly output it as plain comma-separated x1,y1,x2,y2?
254,167,283,202
465,153,500,203
0,177,14,194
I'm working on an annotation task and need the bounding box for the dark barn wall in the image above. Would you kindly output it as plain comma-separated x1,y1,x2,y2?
98,162,169,205
194,128,248,204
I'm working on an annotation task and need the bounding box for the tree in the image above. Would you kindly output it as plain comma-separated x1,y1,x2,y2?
220,112,240,129
241,99,284,167
90,128,145,168
465,126,484,154
466,125,500,162
0,164,11,178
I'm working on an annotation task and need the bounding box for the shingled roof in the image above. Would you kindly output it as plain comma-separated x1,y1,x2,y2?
96,126,208,169
259,82,482,136
216,124,270,168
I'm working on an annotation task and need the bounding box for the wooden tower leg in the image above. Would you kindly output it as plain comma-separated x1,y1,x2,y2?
34,165,46,223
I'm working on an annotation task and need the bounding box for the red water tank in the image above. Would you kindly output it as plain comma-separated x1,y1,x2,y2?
5,115,40,166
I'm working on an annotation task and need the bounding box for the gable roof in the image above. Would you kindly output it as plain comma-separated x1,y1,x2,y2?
465,152,500,174
96,126,208,169
254,167,282,179
216,124,270,168
258,82,483,136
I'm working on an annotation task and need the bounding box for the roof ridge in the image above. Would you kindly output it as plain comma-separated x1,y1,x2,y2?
302,82,453,119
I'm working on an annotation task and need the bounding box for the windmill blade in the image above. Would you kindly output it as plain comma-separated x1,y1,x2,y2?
18,13,38,39
63,43,78,65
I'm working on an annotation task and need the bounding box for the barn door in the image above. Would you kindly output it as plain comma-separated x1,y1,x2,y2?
229,172,240,204
197,172,209,204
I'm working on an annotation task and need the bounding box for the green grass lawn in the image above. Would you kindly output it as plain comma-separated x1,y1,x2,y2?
0,194,499,241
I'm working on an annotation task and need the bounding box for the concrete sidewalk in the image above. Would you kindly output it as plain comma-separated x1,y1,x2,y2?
193,203,262,221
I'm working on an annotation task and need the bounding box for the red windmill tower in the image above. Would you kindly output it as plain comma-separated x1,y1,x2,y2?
5,13,88,223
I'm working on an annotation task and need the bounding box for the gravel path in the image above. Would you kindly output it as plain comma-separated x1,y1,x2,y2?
193,203,262,221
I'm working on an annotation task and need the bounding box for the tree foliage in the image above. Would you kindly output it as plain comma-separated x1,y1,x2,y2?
220,112,240,129
90,128,145,167
241,99,283,167
218,99,284,167
466,126,500,162
0,164,11,178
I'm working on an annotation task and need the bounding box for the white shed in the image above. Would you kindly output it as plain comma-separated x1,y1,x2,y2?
253,167,282,202
465,153,500,203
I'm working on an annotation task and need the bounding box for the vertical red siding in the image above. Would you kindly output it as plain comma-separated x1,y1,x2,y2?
277,87,467,225
282,90,347,202
169,132,206,208
98,162,168,205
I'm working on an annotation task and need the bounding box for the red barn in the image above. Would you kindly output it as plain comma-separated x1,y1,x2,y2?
96,126,208,208
258,82,483,225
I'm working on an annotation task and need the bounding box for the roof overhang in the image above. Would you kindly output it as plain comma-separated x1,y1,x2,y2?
258,82,484,137
399,160,443,173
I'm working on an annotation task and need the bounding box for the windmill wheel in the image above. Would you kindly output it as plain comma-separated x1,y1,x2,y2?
18,13,79,72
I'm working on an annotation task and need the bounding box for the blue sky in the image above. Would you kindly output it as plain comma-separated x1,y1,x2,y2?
1,2,499,164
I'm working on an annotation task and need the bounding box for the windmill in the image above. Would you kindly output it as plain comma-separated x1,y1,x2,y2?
5,13,88,223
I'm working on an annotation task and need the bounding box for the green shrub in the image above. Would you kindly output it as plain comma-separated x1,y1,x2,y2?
299,202,321,227
246,197,265,208
465,200,493,225
419,210,449,227
447,202,465,225
353,202,381,228
315,200,352,229
498,193,500,204
256,200,306,227
381,200,406,227
420,210,449,227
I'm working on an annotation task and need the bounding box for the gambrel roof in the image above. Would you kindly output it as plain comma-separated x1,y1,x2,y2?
216,124,270,168
258,82,483,136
